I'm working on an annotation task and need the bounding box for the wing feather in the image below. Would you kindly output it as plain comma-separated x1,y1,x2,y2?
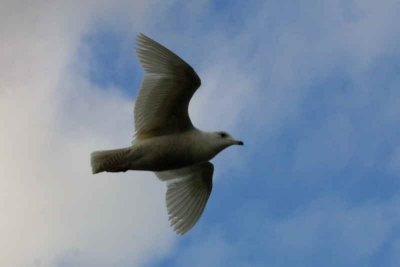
174,190,203,234
155,162,213,235
180,192,208,234
134,33,201,139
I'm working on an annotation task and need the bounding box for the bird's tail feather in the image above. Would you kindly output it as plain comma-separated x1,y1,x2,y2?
90,147,132,174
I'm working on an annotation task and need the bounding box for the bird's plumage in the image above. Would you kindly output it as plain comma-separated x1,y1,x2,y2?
156,162,213,235
134,33,201,139
90,33,243,235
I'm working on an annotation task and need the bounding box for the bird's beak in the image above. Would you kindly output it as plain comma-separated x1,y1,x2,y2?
235,140,244,146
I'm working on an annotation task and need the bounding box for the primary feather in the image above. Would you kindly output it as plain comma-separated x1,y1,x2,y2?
134,33,201,139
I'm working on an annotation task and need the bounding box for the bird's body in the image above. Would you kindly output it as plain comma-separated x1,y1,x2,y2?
92,129,232,173
91,33,243,234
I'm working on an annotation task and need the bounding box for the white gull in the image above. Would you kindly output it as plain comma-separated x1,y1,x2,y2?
91,33,243,235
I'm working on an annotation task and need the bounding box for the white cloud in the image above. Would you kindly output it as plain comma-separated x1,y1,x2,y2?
0,1,177,266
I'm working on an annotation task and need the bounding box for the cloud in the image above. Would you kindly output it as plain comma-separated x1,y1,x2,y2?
0,1,178,266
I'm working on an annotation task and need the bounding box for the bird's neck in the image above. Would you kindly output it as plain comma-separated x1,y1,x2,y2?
193,131,226,160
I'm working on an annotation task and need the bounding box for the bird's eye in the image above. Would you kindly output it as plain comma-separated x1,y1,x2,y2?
219,132,227,138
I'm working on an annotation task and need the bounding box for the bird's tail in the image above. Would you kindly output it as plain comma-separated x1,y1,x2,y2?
90,147,132,174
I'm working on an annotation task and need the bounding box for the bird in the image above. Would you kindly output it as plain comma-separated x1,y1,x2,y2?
90,33,243,235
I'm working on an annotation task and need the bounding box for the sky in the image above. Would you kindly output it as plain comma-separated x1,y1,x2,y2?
1,0,400,266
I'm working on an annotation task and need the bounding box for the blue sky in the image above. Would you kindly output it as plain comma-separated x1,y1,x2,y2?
78,1,400,266
1,0,400,266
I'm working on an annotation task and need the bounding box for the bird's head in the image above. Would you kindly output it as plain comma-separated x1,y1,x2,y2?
212,131,244,149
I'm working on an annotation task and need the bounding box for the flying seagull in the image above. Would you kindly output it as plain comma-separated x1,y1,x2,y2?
91,33,243,235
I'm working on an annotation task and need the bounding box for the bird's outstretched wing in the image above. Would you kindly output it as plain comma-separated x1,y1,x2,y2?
155,162,213,235
134,33,201,139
